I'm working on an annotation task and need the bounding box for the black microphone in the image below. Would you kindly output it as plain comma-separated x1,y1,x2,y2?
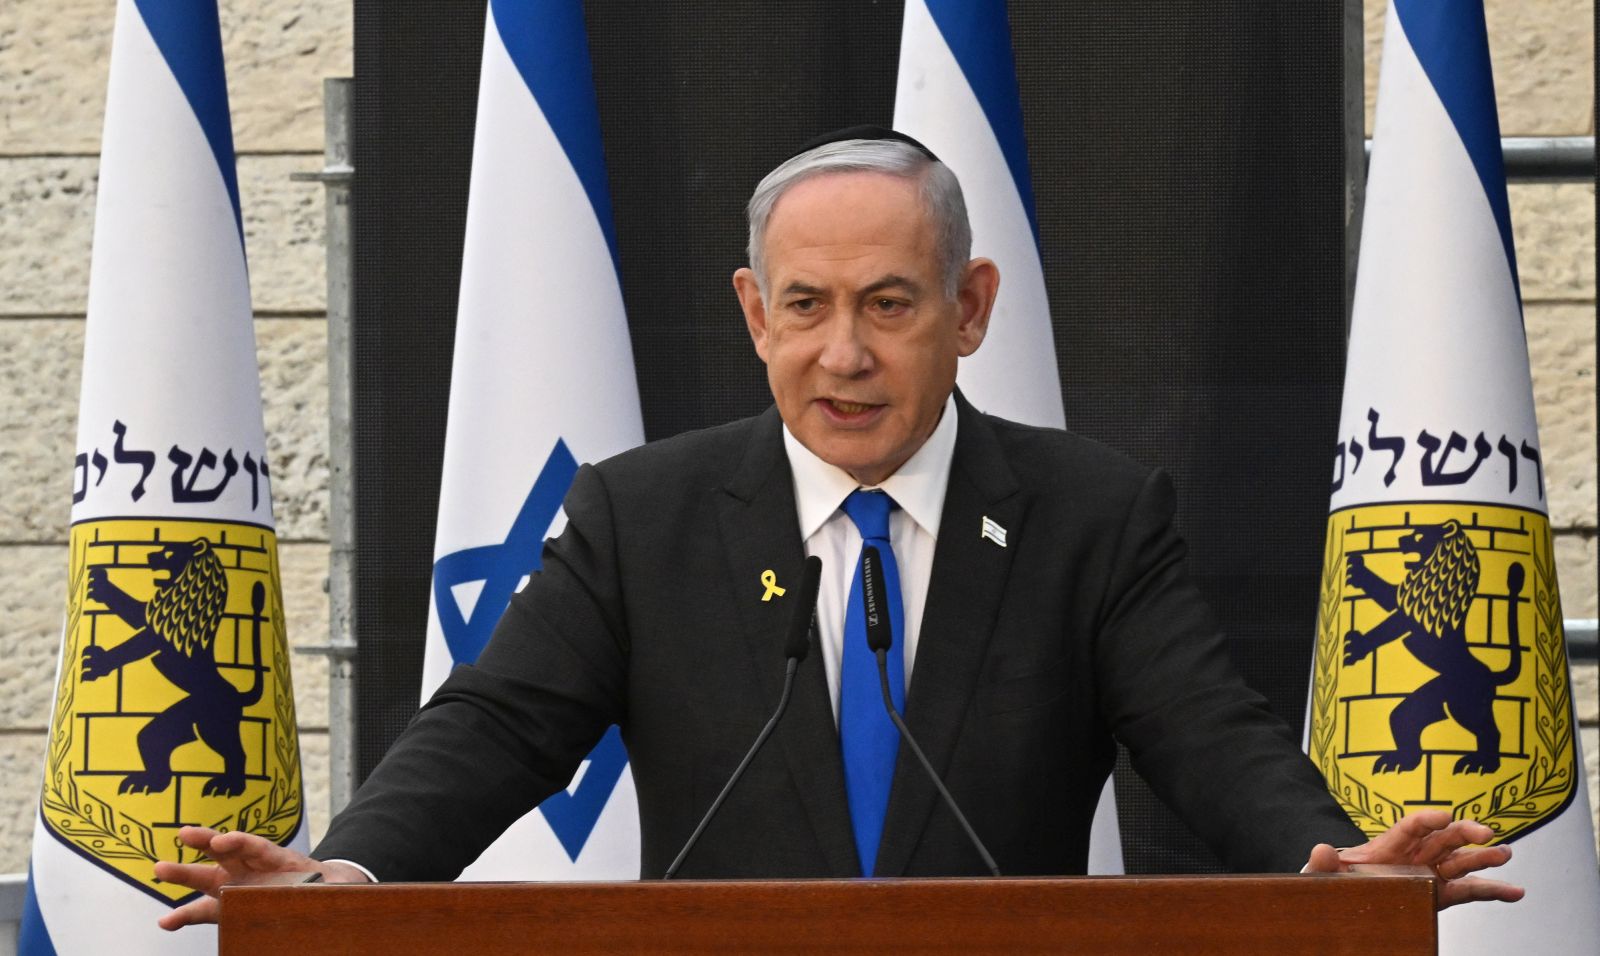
861,546,1001,877
664,555,822,879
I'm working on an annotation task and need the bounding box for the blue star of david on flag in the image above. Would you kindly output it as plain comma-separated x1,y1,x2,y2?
431,439,627,861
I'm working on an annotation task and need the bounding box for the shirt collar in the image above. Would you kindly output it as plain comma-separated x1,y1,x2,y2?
782,393,958,541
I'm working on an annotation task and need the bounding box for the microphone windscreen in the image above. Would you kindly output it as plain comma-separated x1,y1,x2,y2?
861,546,894,653
784,555,823,661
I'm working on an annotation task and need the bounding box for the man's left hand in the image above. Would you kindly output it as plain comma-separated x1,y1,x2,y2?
1303,810,1525,910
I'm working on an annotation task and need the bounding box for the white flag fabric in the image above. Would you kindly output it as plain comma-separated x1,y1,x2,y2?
21,1,307,952
893,0,1122,874
419,0,645,880
1310,1,1599,950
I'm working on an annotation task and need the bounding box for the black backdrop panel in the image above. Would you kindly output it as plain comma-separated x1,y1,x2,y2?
353,1,1346,874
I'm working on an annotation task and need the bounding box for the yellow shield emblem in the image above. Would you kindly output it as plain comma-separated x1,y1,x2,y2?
40,517,304,902
1311,502,1577,843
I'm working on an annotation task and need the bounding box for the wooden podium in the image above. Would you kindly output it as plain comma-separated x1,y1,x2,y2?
219,868,1437,954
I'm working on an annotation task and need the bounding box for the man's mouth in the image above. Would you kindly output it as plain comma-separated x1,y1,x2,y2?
827,399,876,415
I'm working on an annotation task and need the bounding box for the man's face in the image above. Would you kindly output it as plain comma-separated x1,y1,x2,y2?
734,171,996,485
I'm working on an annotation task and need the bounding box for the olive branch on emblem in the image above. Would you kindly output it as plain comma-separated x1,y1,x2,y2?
39,550,168,863
1452,524,1575,839
1310,531,1342,766
1313,526,1404,836
47,550,89,775
41,770,161,863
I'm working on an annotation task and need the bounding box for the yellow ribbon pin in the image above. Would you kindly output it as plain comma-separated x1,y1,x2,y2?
760,569,786,602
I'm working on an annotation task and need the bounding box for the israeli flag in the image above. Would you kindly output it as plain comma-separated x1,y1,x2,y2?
22,1,306,953
420,0,644,880
1317,1,1598,950
893,0,1123,874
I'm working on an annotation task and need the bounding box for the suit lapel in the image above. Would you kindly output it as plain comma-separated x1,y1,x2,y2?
873,394,1022,876
714,407,858,877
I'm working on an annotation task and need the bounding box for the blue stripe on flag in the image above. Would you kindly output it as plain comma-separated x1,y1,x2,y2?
18,865,59,956
490,0,621,270
131,0,243,238
1392,0,1521,304
921,0,1040,245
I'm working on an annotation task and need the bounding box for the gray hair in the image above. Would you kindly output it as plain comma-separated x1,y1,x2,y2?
745,139,972,299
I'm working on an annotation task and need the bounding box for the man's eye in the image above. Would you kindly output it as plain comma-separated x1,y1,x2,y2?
789,298,820,313
873,298,908,314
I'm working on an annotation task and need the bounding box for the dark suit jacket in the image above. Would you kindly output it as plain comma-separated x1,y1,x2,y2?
314,393,1364,880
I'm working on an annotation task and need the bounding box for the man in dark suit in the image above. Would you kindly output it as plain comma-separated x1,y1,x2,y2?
155,129,1519,928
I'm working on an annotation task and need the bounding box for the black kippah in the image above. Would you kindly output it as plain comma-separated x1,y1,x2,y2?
782,125,940,165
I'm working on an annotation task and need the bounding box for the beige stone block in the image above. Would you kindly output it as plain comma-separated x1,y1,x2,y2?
0,159,97,316
1585,725,1599,855
243,155,328,315
1526,303,1597,531
257,319,329,542
300,729,330,847
281,542,330,730
1555,531,1598,618
218,0,354,154
1483,0,1595,137
0,733,47,873
1511,183,1595,302
0,319,81,543
1363,1,1384,138
0,156,327,317
0,546,69,732
0,0,351,155
1575,662,1598,725
1364,1,1595,137
0,318,326,544
0,0,111,156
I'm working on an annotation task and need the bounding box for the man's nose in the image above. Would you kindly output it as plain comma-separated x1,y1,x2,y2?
817,312,872,376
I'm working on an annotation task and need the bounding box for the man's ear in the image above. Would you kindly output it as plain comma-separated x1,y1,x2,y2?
954,258,1000,357
733,267,771,363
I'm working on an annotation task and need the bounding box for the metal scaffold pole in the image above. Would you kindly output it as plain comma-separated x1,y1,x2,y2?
293,77,358,817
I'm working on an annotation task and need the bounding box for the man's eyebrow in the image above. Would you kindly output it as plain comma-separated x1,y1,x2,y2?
860,275,921,297
778,275,922,298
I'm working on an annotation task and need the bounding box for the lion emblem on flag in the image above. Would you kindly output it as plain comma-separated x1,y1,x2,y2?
41,518,303,903
82,537,264,797
1341,519,1524,775
1310,503,1576,844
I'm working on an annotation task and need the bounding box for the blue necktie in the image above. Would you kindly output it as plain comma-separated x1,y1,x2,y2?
839,489,907,876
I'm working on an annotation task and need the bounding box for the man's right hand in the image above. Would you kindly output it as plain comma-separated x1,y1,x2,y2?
153,826,371,931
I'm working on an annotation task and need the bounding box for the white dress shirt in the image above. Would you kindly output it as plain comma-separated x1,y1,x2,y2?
781,394,958,724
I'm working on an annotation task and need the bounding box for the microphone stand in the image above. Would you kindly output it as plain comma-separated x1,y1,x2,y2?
861,545,1000,877
663,657,802,879
663,555,822,879
873,649,1000,877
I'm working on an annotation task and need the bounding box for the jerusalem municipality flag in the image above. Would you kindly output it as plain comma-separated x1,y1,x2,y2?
893,0,1122,874
419,0,644,880
20,1,306,953
1309,1,1599,950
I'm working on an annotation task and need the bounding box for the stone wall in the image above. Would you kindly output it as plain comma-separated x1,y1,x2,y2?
0,0,1595,874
